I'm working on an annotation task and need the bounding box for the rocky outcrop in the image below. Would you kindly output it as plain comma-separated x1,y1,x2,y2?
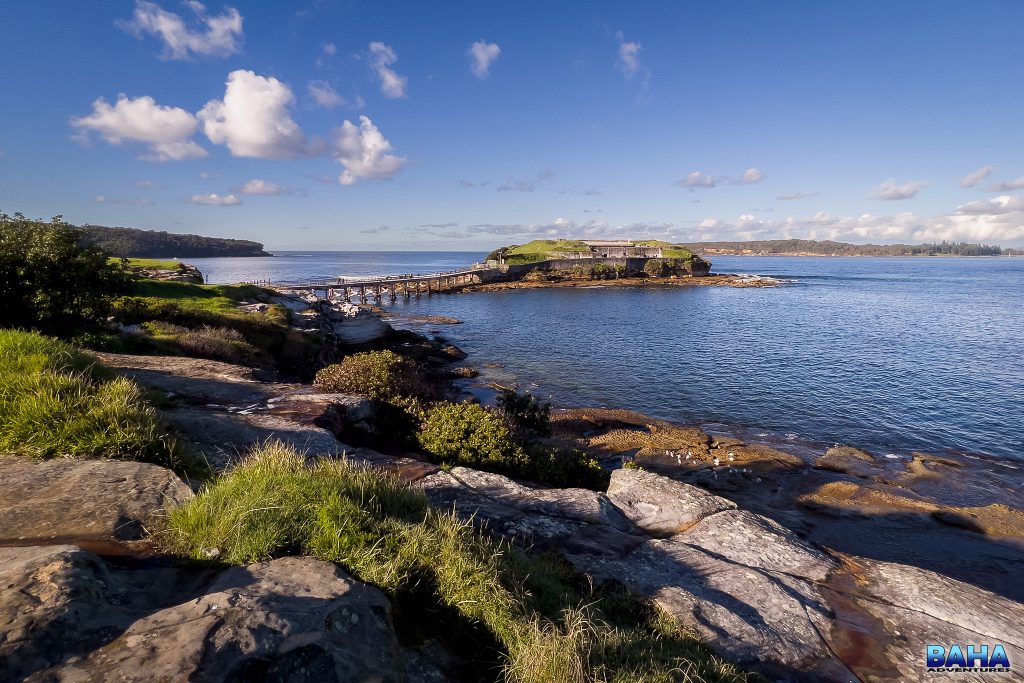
417,467,646,557
95,352,375,470
417,464,1024,681
0,459,192,548
0,547,407,682
324,300,394,344
607,467,736,535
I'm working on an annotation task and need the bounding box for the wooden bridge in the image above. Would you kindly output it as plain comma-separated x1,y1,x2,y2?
272,268,489,303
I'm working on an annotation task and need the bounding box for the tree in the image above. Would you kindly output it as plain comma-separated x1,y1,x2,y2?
0,213,130,335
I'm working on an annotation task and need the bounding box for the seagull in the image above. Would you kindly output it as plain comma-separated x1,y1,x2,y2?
713,456,721,467
727,453,736,462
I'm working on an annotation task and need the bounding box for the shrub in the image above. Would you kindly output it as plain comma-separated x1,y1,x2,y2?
0,330,179,467
418,402,530,474
497,388,552,437
643,259,666,277
177,325,259,364
529,445,610,490
419,401,610,489
314,350,430,401
0,213,130,335
166,442,749,683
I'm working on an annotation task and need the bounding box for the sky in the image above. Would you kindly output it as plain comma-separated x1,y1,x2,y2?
1,0,1023,250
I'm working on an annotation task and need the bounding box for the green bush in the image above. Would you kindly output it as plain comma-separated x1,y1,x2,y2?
0,213,130,335
643,259,666,277
314,350,430,401
166,442,749,683
497,388,552,437
0,330,180,466
419,401,609,489
418,401,530,474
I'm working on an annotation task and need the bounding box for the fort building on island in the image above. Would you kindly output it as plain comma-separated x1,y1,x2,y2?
553,240,665,259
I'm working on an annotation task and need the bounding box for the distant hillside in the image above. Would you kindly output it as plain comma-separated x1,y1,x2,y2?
78,225,270,258
684,239,1004,257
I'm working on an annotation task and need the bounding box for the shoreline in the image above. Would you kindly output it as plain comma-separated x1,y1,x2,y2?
459,271,782,293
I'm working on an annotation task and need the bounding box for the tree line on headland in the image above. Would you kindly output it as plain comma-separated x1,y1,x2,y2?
687,238,1009,256
78,223,270,258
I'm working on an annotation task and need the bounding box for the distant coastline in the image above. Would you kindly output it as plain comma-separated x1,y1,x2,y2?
78,224,271,258
684,238,1011,257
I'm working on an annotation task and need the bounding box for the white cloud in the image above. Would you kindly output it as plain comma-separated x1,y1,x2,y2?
334,115,406,185
778,192,817,200
198,171,220,179
678,171,717,191
368,42,407,98
199,70,307,158
189,193,240,206
240,179,288,195
615,31,642,78
95,195,154,206
468,40,501,79
134,180,158,188
955,195,1024,215
117,1,242,60
323,42,336,56
308,80,346,108
990,176,1024,192
961,165,994,188
735,167,765,185
71,95,207,162
868,179,929,200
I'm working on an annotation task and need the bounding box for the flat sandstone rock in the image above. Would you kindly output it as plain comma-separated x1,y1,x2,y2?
0,459,192,545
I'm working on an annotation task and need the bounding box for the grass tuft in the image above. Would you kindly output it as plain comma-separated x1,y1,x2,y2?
166,441,752,682
0,329,184,469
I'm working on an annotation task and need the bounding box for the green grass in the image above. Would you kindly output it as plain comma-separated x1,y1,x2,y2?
507,240,592,256
632,241,697,260
111,257,185,270
0,330,183,468
167,441,752,683
126,280,269,317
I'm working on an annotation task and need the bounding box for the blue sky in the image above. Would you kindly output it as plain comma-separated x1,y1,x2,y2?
2,0,1023,249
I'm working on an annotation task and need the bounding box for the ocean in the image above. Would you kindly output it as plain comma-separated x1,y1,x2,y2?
191,251,1024,463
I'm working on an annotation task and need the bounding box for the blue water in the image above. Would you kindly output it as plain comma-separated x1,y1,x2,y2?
198,252,1024,461
187,251,481,285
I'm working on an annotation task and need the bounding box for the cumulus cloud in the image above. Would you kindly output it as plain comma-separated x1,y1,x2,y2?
334,115,406,185
961,165,994,188
308,80,346,109
368,42,407,98
117,1,243,60
735,167,765,185
954,195,1024,215
990,176,1024,192
868,179,929,201
71,94,207,162
239,179,288,195
468,40,501,79
615,31,643,78
199,70,307,158
686,203,1024,244
678,171,717,191
95,195,154,206
777,192,817,200
189,193,240,206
